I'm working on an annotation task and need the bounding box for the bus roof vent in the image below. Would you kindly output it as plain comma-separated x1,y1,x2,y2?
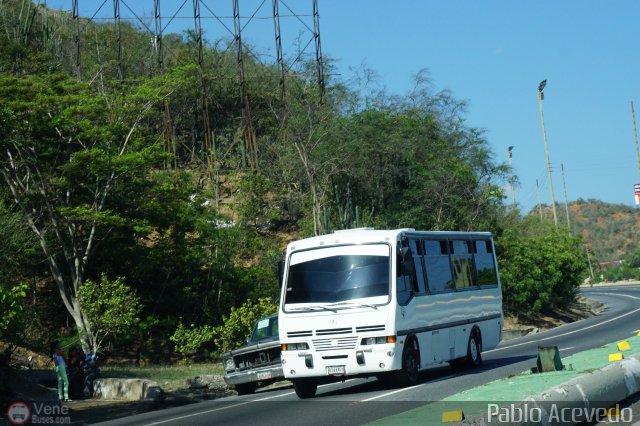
333,227,375,234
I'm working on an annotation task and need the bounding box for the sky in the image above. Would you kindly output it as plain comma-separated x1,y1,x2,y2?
48,0,640,215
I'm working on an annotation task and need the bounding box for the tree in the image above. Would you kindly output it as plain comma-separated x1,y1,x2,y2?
0,283,27,342
624,247,640,269
0,199,36,282
0,68,195,352
272,82,345,236
496,218,588,315
77,274,141,353
213,297,277,354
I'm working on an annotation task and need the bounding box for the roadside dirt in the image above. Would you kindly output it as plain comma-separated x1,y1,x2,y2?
502,296,605,337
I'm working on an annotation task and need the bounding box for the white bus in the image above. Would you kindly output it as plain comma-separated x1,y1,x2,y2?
278,228,503,398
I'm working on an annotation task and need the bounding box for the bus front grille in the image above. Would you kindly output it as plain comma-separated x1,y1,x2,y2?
287,330,312,338
312,336,358,351
316,327,352,335
356,324,385,333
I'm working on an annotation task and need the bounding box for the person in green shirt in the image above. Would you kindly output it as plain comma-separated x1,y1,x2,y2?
50,340,71,402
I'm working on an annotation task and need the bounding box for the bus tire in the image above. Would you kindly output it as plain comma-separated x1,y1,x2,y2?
235,383,257,395
292,378,317,398
378,342,419,387
465,330,482,368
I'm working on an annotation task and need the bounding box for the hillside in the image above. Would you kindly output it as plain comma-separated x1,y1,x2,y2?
534,199,640,263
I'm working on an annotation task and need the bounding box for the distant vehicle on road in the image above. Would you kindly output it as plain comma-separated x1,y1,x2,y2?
278,228,504,398
222,314,284,395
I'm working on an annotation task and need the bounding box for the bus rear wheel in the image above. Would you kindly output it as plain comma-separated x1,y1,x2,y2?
465,331,482,368
292,378,318,398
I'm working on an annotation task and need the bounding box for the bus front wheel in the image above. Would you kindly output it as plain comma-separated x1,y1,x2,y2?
378,342,419,387
293,378,318,398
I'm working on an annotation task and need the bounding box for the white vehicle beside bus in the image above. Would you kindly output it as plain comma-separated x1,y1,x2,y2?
278,228,503,398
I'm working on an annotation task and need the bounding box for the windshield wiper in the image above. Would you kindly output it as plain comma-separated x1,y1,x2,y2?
328,301,378,310
288,305,338,313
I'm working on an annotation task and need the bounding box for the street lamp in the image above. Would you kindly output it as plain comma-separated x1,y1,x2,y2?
507,146,515,206
537,79,558,228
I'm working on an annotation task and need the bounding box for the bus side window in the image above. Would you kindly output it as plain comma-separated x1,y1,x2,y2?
409,239,427,294
396,239,416,305
423,240,454,293
451,240,478,290
475,240,498,286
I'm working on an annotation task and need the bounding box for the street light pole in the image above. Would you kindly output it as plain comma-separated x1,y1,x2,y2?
537,80,558,228
508,146,515,206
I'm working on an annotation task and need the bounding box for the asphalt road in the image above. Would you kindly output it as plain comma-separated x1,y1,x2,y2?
95,285,640,426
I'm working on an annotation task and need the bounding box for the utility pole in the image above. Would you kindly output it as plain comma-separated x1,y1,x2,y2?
584,244,595,283
536,179,543,220
508,146,515,206
72,0,81,79
537,80,558,228
561,163,571,233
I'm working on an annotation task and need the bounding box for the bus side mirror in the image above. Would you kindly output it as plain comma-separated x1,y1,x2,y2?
278,259,285,286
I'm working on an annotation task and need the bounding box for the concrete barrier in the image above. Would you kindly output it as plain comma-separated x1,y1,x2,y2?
462,354,640,425
92,378,162,403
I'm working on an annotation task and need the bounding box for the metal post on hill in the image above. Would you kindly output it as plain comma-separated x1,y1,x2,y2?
537,79,558,228
561,163,571,234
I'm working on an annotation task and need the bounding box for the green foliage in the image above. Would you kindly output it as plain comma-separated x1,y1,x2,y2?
0,200,36,282
213,298,278,355
78,274,142,352
496,219,588,315
0,283,27,340
624,248,640,269
599,262,640,282
169,322,216,357
170,297,278,358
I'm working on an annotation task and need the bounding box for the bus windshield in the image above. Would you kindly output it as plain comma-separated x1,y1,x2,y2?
285,244,390,305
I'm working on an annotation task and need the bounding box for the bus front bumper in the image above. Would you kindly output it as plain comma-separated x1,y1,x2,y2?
281,345,402,379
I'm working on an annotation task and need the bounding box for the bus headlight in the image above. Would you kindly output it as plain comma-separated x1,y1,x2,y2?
361,336,396,345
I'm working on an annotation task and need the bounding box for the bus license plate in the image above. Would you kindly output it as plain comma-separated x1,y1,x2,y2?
257,371,272,380
326,365,346,375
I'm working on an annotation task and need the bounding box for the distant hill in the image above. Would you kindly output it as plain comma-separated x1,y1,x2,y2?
532,199,640,263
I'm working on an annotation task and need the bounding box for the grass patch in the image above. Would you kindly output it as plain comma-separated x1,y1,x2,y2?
101,363,224,390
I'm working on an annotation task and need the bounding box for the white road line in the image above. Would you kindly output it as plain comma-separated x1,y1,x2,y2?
144,402,252,425
143,379,361,424
485,292,640,354
252,391,295,401
360,383,428,402
559,347,574,351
